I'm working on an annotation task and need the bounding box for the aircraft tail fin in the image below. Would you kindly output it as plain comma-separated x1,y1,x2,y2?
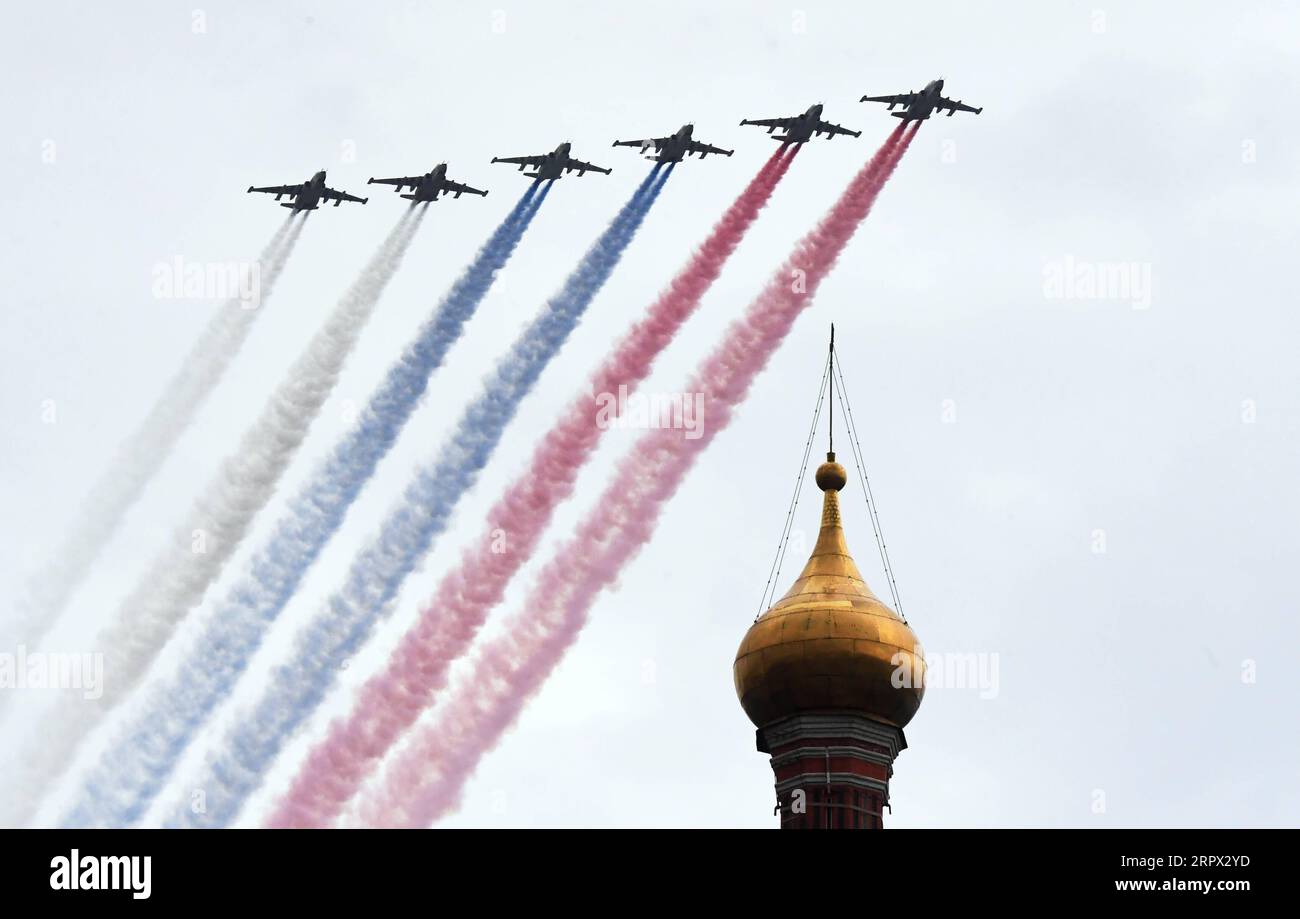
279,203,297,209
891,112,910,120
400,193,419,201
524,171,542,178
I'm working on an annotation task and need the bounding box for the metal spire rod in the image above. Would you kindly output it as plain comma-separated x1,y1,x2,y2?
828,324,835,454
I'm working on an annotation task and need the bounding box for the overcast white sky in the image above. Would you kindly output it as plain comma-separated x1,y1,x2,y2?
2,1,1297,827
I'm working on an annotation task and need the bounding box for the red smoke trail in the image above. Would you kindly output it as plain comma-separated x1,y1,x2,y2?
357,124,917,828
268,146,798,828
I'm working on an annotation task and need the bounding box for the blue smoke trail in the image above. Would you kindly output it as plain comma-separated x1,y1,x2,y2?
59,185,549,828
168,165,670,828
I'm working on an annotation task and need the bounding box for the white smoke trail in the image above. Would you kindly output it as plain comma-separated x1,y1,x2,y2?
1,206,427,827
2,218,302,655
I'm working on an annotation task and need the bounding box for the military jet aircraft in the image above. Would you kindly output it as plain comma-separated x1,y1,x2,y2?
491,142,611,180
739,104,860,143
368,163,488,202
246,170,367,210
611,124,733,163
861,79,983,121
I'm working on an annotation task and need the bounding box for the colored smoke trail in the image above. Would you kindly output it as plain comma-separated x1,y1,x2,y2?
270,147,800,828
2,218,303,658
59,187,548,828
361,126,917,828
4,208,426,828
168,167,671,828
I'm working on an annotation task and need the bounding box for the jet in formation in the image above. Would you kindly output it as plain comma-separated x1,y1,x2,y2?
491,142,611,180
368,163,488,202
861,79,983,121
246,170,368,210
611,124,733,163
739,104,861,143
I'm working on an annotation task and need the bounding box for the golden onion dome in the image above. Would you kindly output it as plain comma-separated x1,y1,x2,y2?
733,452,925,730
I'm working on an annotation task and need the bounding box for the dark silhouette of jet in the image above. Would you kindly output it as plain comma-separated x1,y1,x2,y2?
368,163,488,202
246,170,367,211
739,104,860,143
862,78,983,121
491,142,611,180
612,124,733,163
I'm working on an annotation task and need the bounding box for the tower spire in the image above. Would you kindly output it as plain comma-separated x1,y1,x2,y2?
828,324,835,456
733,333,924,829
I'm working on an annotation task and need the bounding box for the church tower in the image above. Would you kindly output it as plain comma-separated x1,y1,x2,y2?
733,394,925,827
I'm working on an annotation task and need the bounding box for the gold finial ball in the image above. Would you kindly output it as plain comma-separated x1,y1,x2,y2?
815,454,848,492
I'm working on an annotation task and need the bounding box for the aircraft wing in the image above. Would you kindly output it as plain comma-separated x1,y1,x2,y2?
321,186,367,205
564,157,612,175
613,136,668,152
248,183,304,199
817,119,861,138
442,178,489,197
686,139,734,157
860,92,917,108
741,116,796,130
493,154,547,166
369,175,423,191
937,95,983,115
